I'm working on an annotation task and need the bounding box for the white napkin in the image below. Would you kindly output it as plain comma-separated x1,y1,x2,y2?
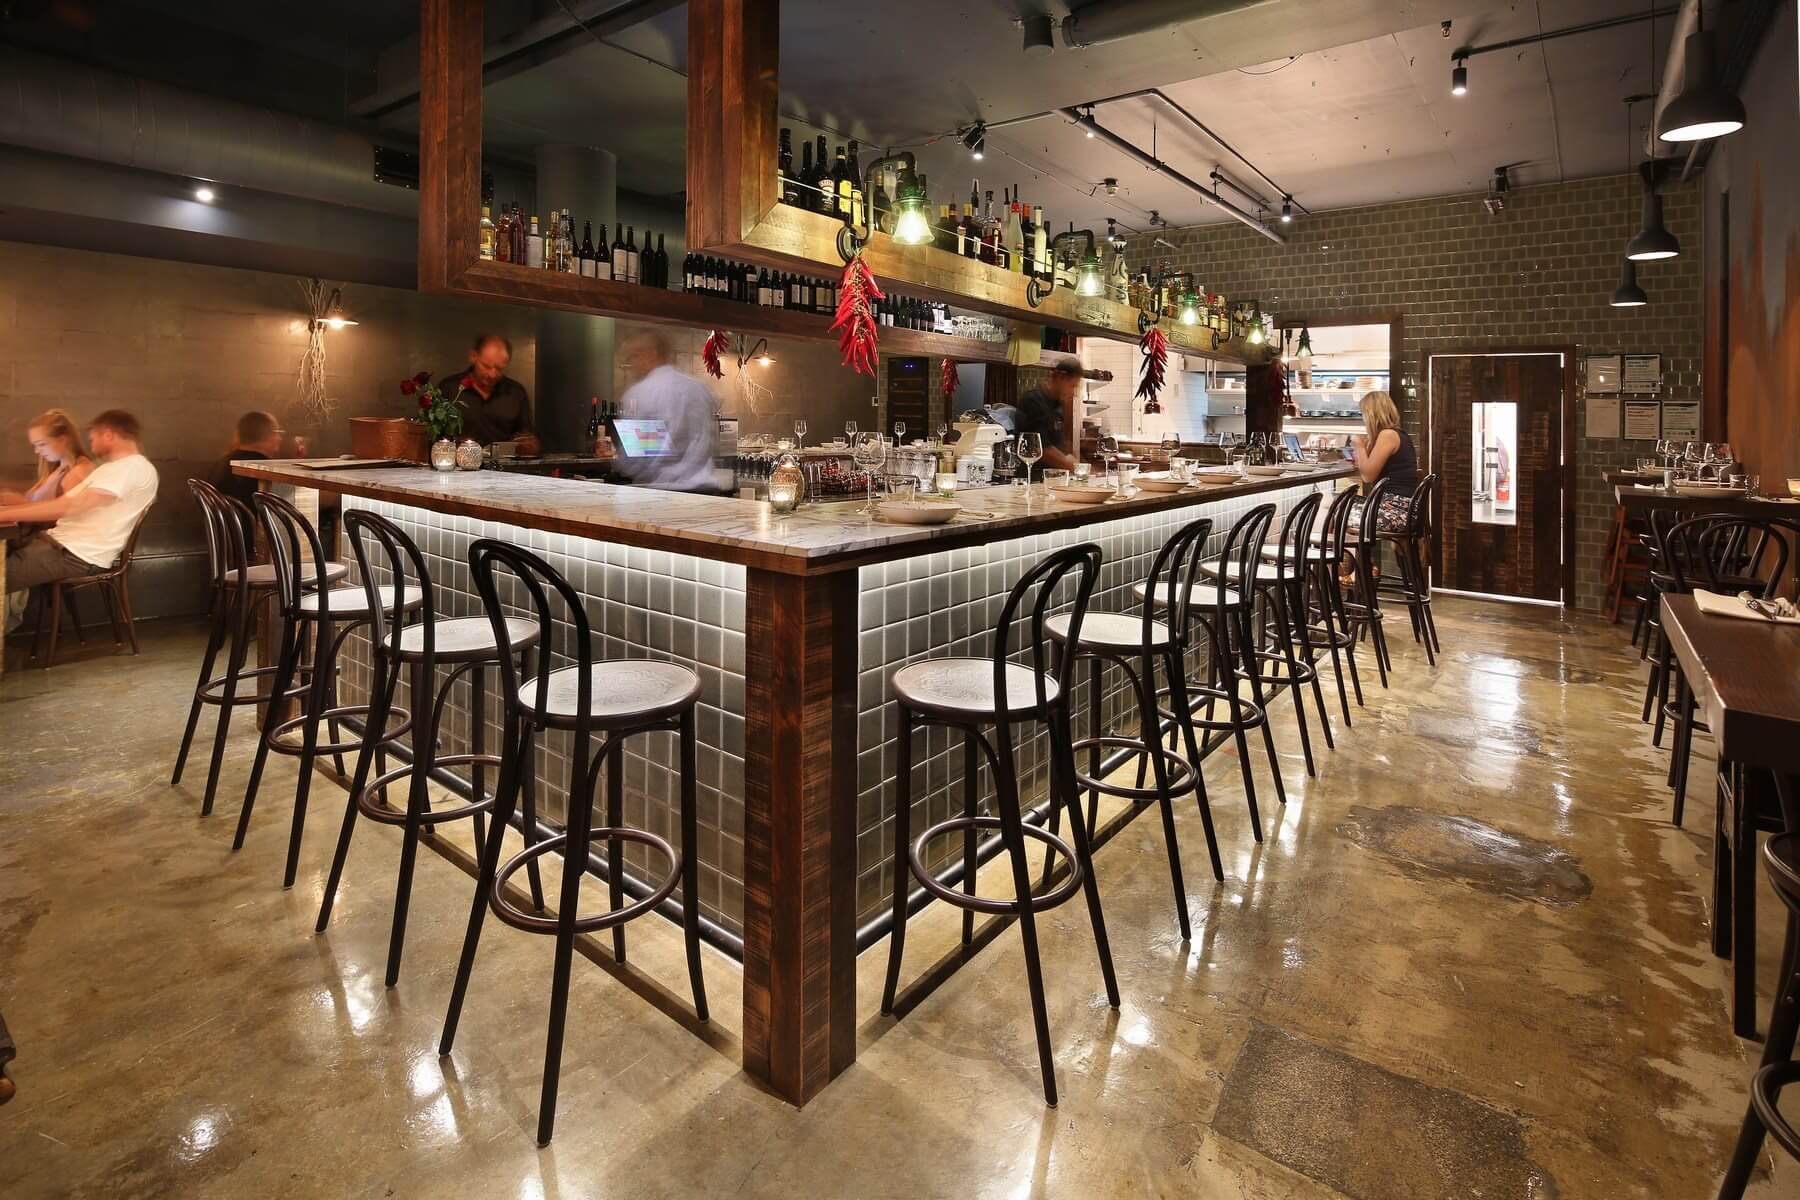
1693,589,1800,624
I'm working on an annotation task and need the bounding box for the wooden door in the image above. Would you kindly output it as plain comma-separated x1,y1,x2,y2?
1429,353,1566,602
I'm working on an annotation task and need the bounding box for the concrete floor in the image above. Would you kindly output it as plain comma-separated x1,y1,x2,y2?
0,598,1792,1198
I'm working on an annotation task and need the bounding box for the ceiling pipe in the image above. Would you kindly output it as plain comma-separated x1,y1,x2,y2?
1057,107,1284,244
0,45,418,217
1060,0,1274,50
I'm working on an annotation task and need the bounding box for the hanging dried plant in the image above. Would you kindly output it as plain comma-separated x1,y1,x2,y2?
295,278,336,425
1137,325,1168,414
702,329,729,379
832,251,884,377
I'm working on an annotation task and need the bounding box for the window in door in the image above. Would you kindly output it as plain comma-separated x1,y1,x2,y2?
1469,401,1517,526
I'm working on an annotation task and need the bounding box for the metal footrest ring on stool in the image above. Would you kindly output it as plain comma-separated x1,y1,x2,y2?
1068,734,1197,802
197,663,312,707
268,702,413,759
1751,1059,1800,1160
355,752,501,826
909,816,1083,915
491,827,682,935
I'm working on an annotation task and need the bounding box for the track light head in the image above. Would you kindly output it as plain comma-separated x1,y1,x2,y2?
961,122,987,160
1452,60,1468,96
1280,195,1293,224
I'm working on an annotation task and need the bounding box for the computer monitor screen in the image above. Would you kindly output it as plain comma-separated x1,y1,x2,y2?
611,417,675,458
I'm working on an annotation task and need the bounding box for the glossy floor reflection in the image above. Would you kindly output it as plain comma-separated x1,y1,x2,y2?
1,598,1791,1197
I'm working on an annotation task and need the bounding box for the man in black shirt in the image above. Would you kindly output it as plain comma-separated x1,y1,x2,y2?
443,334,540,454
1014,358,1080,471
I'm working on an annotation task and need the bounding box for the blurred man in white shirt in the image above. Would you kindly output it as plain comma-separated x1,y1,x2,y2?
615,331,720,493
2,409,159,631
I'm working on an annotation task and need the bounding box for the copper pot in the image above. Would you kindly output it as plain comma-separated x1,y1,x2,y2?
350,417,431,462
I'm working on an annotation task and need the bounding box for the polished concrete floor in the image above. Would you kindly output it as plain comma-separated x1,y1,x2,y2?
1,598,1793,1198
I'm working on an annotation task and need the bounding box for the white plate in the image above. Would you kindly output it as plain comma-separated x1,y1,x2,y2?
1050,486,1117,505
876,500,961,525
1191,471,1242,485
1135,473,1189,493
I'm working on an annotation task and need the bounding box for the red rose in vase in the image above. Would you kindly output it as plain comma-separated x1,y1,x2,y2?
414,370,432,385
400,377,416,396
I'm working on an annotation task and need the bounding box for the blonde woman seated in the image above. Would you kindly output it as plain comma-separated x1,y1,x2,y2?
0,409,95,506
1347,390,1418,534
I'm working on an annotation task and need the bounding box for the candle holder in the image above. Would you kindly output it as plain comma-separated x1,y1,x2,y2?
767,454,804,513
429,438,458,472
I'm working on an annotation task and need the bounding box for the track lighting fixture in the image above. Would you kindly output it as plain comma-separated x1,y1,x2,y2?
1452,59,1468,96
1280,195,1293,224
961,122,986,160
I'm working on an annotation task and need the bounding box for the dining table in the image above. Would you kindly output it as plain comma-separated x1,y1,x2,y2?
1660,593,1800,1038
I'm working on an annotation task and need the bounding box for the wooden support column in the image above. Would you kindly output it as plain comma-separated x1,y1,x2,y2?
741,567,859,1104
686,0,781,252
418,0,484,293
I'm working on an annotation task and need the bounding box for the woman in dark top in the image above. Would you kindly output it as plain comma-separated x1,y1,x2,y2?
1348,390,1417,533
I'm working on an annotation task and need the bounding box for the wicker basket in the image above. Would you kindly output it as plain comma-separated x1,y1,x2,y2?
349,417,431,462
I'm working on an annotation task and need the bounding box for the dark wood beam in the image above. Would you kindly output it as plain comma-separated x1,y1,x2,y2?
417,0,484,294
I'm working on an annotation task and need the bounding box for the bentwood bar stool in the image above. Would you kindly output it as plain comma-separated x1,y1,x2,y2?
236,492,419,887
1049,516,1225,940
1376,473,1440,665
1339,477,1397,688
1264,484,1365,725
880,542,1120,1107
1718,834,1800,1197
439,539,709,1147
312,510,542,987
171,480,345,817
1138,502,1287,837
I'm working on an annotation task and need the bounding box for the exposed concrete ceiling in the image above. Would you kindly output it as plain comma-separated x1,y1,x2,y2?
1,0,1682,237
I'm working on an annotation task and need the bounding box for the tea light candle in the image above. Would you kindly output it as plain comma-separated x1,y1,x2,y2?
1073,462,1092,481
767,477,802,512
936,473,958,496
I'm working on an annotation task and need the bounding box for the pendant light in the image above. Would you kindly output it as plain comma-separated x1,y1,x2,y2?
1627,16,1680,262
1660,5,1745,143
1610,259,1649,307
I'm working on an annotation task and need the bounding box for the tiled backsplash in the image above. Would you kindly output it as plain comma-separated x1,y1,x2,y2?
334,482,1330,949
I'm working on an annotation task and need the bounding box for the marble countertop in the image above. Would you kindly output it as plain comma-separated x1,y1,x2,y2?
237,459,1353,574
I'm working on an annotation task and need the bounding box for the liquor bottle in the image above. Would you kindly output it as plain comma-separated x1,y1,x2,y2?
871,171,892,235
846,140,864,227
526,214,544,269
479,205,496,260
586,396,603,442
831,146,851,218
1003,193,1024,275
562,210,577,272
625,228,640,284
814,136,831,214
610,224,627,281
1031,205,1048,280
956,204,969,257
778,127,796,206
981,190,1000,266
511,205,525,263
495,206,513,263
548,208,563,270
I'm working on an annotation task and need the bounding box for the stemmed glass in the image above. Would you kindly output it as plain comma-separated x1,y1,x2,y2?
844,419,858,445
893,420,906,445
853,432,886,517
1016,432,1043,489
1098,434,1120,489
793,418,808,449
938,421,950,445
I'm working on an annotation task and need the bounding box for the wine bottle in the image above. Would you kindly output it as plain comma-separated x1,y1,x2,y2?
847,139,864,228
526,214,544,269
577,220,594,277
778,127,796,206
756,268,770,306
797,138,814,208
562,210,577,272
654,233,667,287
814,136,831,214
772,271,787,309
832,146,851,219
624,228,639,284
586,396,602,441
1005,192,1025,275
611,224,627,281
1032,205,1048,280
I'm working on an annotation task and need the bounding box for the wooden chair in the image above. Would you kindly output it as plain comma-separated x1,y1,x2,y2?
30,509,151,669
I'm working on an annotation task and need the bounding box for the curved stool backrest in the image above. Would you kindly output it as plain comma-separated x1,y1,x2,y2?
1141,515,1214,641
1662,514,1793,598
993,542,1102,723
1405,473,1437,539
345,510,437,661
469,537,593,746
189,479,229,588
1356,476,1394,545
252,491,332,616
1270,490,1323,597
1207,504,1277,627
1318,485,1361,564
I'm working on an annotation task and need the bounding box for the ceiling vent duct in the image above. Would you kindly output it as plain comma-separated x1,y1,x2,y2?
0,45,418,218
1061,0,1271,49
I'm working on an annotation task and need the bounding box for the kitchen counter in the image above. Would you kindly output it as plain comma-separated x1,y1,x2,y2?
237,456,1347,1106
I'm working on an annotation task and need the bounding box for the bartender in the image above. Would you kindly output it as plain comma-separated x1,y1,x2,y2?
444,333,540,455
615,330,719,492
1014,357,1080,471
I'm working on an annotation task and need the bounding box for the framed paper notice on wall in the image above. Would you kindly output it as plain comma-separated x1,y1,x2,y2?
1586,396,1621,438
1661,401,1701,440
1585,354,1621,393
1622,354,1663,394
1623,400,1662,440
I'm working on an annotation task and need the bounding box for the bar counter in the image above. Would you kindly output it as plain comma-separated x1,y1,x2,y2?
238,458,1350,1104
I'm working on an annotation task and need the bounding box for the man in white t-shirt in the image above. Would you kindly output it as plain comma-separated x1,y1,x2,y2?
2,410,158,632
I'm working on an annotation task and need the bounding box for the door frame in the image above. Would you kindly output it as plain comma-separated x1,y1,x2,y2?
1424,345,1578,606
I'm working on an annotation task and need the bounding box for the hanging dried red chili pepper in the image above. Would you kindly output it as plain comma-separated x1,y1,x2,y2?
940,358,960,407
831,251,885,377
701,329,728,380
1137,325,1168,413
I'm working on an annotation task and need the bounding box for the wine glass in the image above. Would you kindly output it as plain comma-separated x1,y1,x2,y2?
853,432,886,517
938,421,950,445
893,420,906,445
793,418,808,449
844,419,858,445
1016,432,1043,489
1098,434,1120,488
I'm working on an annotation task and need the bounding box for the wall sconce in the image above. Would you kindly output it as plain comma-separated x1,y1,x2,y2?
838,152,927,261
737,337,776,368
309,286,358,330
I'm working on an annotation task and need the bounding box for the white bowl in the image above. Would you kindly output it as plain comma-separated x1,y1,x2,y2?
1050,485,1117,505
1192,470,1242,485
877,500,961,525
1135,473,1189,493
